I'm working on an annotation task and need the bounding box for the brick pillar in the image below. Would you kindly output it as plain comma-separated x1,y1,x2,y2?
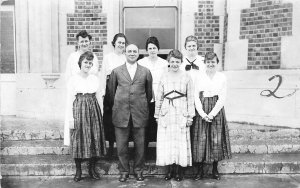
239,0,293,70
194,0,221,56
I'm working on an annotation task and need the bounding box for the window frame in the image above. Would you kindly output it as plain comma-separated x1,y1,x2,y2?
120,0,181,56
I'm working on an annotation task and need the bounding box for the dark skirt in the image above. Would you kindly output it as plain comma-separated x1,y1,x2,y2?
146,102,157,143
103,77,115,142
191,95,231,163
71,93,107,159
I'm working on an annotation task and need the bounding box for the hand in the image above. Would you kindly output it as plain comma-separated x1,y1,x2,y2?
186,120,193,127
207,114,214,120
69,120,75,129
203,116,212,123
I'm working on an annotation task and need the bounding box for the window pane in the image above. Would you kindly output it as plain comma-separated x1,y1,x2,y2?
1,11,15,73
124,7,176,50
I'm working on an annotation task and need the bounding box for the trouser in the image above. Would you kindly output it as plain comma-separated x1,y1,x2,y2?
115,116,145,174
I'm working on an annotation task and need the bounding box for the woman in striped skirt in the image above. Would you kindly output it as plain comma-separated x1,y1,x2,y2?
66,51,106,182
191,52,231,180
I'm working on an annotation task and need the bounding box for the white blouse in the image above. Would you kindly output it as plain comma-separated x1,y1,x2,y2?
194,71,227,118
138,56,168,101
180,55,205,85
65,51,99,81
64,74,101,146
100,52,126,95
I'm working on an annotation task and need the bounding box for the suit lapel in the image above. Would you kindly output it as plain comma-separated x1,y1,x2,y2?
132,64,142,83
120,64,132,82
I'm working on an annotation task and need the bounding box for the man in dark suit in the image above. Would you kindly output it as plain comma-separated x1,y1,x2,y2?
109,44,153,182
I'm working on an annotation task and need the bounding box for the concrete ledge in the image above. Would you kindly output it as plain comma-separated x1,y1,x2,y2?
2,154,300,176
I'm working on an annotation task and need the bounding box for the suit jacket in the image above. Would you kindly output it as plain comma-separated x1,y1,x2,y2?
109,63,153,128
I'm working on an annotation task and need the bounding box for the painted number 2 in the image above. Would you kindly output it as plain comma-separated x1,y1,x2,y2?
260,75,297,99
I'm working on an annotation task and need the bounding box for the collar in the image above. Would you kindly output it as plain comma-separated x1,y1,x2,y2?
126,61,137,69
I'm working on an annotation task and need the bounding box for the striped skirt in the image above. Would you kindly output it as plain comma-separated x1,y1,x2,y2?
191,95,231,163
71,93,107,159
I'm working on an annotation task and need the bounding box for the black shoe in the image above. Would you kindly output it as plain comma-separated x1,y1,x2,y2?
89,158,101,180
119,174,129,182
164,165,173,181
194,163,204,181
89,169,101,180
212,161,221,180
174,165,183,182
74,158,82,182
135,172,145,181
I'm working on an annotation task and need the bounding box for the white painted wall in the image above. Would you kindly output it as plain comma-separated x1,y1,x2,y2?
225,70,300,128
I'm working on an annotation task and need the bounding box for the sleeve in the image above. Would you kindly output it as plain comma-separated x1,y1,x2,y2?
194,79,207,118
94,76,104,113
108,69,118,107
99,55,108,98
146,70,153,103
65,54,73,82
208,74,227,117
66,78,76,122
90,54,99,75
186,75,195,121
154,78,164,118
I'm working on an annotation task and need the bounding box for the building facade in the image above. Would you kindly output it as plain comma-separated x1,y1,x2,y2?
1,0,299,127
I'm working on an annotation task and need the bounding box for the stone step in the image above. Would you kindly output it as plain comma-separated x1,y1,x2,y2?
2,127,300,141
2,153,300,176
2,139,300,156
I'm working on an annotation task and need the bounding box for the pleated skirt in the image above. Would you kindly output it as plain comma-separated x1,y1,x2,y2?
71,93,107,159
191,96,231,163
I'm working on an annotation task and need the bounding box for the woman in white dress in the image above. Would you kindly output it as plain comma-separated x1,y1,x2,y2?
192,52,231,180
100,33,128,156
138,36,168,153
66,51,106,182
181,35,205,84
155,50,195,181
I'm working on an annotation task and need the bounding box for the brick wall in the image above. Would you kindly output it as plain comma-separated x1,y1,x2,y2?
240,0,293,70
66,0,107,69
194,0,220,56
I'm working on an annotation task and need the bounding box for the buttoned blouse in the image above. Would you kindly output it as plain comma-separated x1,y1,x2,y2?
138,57,168,101
180,55,205,85
194,71,227,118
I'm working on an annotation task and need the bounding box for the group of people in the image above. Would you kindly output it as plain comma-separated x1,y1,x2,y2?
64,30,232,183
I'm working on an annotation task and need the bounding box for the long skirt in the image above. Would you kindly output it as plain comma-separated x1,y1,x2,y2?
156,108,192,167
191,96,231,163
71,93,107,159
103,78,115,142
146,102,157,143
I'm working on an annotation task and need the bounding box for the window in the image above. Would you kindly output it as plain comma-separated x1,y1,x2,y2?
123,7,178,59
1,2,15,73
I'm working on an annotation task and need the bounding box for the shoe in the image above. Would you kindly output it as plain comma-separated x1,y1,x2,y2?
164,165,173,181
89,158,101,180
135,172,145,181
74,158,82,182
174,165,183,182
119,174,129,182
212,161,221,180
194,162,204,181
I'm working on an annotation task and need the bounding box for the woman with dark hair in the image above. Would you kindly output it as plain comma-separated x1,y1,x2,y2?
64,30,100,146
100,33,128,157
155,50,195,182
191,52,231,181
181,35,205,84
138,36,168,151
66,51,106,182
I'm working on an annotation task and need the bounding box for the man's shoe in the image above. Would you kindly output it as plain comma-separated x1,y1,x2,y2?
135,172,145,181
119,174,129,182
